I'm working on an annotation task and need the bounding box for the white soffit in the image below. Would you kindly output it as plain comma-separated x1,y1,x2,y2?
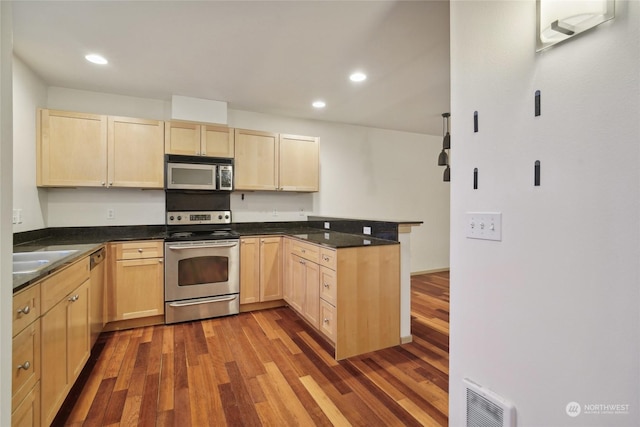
171,95,228,125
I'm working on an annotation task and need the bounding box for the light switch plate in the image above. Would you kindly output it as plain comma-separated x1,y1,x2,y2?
466,212,502,241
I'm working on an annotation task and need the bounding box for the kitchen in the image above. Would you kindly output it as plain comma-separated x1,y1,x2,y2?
3,2,452,426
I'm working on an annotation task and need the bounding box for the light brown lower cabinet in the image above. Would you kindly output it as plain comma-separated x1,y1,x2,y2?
40,278,90,426
284,237,400,360
108,240,164,322
240,236,283,304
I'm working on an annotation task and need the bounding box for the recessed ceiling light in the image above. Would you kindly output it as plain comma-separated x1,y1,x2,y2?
349,71,367,82
312,100,326,109
85,54,108,65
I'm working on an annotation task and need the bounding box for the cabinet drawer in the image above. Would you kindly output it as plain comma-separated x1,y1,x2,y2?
319,299,336,343
11,381,40,427
290,239,319,263
13,284,40,337
319,267,336,306
41,257,90,314
319,248,336,270
12,321,40,412
115,240,164,260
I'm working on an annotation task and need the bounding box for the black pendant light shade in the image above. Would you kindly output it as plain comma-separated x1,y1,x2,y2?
438,149,448,166
437,112,451,182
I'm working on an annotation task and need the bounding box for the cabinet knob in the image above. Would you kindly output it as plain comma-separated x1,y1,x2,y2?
301,249,306,253
299,260,305,265
101,182,106,186
68,294,79,302
323,255,329,261
17,361,31,371
323,282,329,288
109,182,113,186
323,318,329,324
17,305,31,315
158,259,163,263
138,248,143,253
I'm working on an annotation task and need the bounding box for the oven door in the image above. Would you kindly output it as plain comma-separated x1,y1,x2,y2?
164,240,239,301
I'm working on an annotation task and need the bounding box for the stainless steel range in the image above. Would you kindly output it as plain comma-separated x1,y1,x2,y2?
164,191,240,323
164,209,240,324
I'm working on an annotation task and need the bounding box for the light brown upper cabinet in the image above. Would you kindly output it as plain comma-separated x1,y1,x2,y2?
37,109,108,187
234,129,319,192
279,134,319,192
165,120,234,158
37,109,164,188
108,116,164,188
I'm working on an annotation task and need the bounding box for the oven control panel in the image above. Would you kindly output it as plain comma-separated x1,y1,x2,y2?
167,210,232,225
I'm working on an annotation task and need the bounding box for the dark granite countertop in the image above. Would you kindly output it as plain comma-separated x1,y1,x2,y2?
13,243,104,293
287,230,398,248
12,217,412,293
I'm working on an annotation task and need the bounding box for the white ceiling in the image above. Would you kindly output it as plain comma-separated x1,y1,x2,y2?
11,0,450,135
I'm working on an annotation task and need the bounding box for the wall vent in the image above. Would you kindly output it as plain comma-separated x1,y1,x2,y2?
464,378,516,427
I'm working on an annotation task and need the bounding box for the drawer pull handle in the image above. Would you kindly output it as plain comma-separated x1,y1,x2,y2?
17,305,31,315
68,294,80,302
17,361,31,371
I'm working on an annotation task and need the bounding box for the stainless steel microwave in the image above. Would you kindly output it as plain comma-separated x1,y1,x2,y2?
165,155,233,191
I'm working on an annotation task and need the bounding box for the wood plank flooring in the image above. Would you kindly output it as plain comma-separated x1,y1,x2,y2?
55,271,449,427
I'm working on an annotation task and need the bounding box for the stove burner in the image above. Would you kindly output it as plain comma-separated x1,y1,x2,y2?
166,227,239,241
171,232,193,238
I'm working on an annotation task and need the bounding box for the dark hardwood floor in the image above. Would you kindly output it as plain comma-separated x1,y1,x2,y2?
57,271,450,426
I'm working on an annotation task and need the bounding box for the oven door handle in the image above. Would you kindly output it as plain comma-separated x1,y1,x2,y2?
168,295,238,307
167,243,238,250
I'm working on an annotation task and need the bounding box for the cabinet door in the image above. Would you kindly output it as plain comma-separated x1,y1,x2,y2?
108,116,164,188
41,295,69,426
260,237,283,301
240,237,260,304
114,258,164,320
282,238,292,304
278,134,319,192
41,279,89,427
67,280,90,383
289,254,305,314
165,121,201,155
234,129,278,190
37,109,107,187
202,125,234,158
302,260,320,328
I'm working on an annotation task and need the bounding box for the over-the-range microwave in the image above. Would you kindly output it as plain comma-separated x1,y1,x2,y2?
165,154,233,191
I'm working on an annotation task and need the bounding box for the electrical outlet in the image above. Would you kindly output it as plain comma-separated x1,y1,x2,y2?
107,208,115,220
298,208,305,217
324,222,330,229
12,209,18,224
466,212,502,241
272,208,278,217
363,226,372,235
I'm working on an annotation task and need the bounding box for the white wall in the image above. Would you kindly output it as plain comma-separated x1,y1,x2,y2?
0,2,13,424
449,1,639,427
12,55,47,232
12,85,449,272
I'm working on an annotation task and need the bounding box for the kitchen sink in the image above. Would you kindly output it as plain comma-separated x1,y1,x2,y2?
13,250,79,274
